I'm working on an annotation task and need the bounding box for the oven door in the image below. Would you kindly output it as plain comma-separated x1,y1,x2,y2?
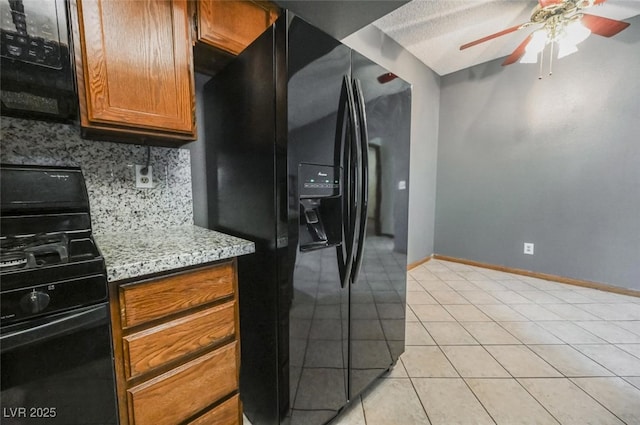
0,303,118,424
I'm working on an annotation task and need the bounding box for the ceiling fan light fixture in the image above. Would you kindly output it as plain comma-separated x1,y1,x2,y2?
520,50,540,63
459,0,631,75
557,41,579,58
562,19,592,45
526,29,549,55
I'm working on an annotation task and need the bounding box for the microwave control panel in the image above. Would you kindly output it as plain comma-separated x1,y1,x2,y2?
0,0,65,68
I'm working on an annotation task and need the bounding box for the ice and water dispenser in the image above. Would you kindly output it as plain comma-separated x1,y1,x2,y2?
298,164,342,251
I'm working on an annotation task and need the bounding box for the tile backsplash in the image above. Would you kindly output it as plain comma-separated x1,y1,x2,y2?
1,117,194,234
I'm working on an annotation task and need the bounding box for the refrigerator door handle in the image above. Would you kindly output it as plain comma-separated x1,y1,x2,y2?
335,77,349,288
335,75,360,288
350,78,369,285
345,76,361,286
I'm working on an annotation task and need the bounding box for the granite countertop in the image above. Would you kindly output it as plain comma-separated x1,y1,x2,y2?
94,225,255,282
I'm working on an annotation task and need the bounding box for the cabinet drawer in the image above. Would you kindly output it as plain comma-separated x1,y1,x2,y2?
127,341,238,425
188,394,240,425
123,301,236,379
120,262,234,328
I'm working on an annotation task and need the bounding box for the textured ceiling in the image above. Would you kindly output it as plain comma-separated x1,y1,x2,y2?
372,0,640,76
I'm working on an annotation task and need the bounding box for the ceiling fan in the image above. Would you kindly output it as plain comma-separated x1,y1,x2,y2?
459,0,631,68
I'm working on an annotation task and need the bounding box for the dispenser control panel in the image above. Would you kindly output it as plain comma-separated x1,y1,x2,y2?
299,164,341,198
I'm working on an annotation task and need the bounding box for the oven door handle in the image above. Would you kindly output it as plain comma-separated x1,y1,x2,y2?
0,303,109,353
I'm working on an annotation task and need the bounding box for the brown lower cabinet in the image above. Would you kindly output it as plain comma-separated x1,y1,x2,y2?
109,260,241,425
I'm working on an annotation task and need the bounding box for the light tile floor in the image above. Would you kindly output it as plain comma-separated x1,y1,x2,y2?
333,259,640,425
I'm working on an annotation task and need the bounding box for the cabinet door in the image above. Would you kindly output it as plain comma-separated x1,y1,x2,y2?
74,0,195,138
197,0,279,55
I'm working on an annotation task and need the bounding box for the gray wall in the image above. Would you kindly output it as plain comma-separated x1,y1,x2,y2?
343,25,441,265
435,15,640,290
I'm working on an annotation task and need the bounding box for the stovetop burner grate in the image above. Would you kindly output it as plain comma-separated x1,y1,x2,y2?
1,232,67,251
0,252,28,270
0,233,70,270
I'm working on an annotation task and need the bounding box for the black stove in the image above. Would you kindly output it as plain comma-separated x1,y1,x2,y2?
0,164,118,425
0,164,108,325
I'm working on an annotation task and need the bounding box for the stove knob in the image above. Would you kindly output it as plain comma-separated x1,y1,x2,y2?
20,290,51,314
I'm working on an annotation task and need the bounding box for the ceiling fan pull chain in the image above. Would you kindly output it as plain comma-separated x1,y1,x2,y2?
549,40,554,76
538,49,544,80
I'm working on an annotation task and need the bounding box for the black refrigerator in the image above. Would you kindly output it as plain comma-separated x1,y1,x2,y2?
203,12,411,425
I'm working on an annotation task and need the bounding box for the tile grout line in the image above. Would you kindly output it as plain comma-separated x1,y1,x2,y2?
524,375,634,424
566,377,632,425
420,263,555,424
433,275,625,381
457,377,499,425
405,376,434,425
421,347,500,424
567,342,632,376
407,260,640,425
622,376,640,391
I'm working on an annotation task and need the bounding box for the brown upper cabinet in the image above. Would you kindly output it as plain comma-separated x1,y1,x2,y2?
70,0,196,145
196,0,279,55
69,0,278,146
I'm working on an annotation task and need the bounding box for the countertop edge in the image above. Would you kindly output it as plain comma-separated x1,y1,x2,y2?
94,225,255,283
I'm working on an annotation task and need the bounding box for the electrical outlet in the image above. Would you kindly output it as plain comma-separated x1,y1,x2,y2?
524,242,534,255
135,165,153,188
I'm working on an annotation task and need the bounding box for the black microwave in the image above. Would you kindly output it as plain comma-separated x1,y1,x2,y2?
0,0,77,121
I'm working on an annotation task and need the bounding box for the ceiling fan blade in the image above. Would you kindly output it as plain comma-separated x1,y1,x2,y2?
502,33,534,66
581,13,630,37
377,72,398,84
460,23,526,50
